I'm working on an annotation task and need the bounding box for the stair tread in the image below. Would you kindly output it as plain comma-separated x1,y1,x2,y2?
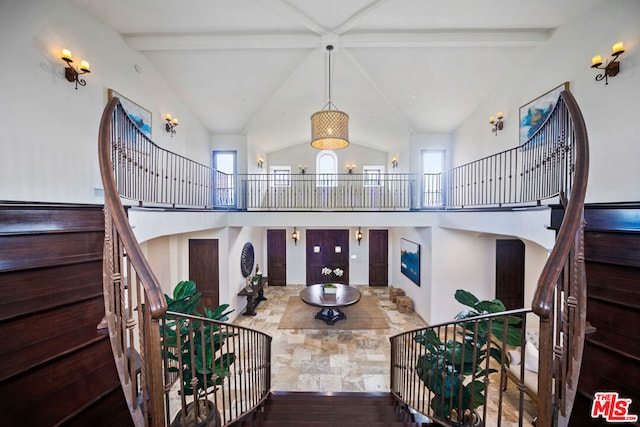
231,391,419,426
240,423,421,427
262,405,403,413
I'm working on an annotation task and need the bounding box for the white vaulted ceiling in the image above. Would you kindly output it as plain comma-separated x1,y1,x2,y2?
70,0,604,153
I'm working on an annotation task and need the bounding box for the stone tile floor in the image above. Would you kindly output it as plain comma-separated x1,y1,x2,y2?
232,284,427,392
232,284,536,426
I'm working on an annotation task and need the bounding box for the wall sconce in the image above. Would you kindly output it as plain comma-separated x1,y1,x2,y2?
60,49,91,90
257,157,264,168
489,112,504,135
391,157,399,168
356,227,363,245
165,114,179,136
346,163,356,174
292,227,300,245
298,164,307,174
591,41,625,85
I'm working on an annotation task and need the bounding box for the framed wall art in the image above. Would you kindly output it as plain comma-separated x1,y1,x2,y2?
519,82,569,146
108,88,152,138
400,238,420,287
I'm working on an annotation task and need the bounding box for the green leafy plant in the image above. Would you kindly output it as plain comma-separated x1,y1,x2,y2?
163,280,236,398
414,289,521,423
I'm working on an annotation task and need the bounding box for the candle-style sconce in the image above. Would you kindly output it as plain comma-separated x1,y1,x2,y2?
391,157,399,168
60,49,91,90
489,112,504,135
356,227,363,245
165,114,179,136
298,164,307,174
292,227,300,245
591,41,625,85
346,163,356,174
257,157,264,168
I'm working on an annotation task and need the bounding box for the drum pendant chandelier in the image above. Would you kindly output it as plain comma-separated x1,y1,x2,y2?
311,45,349,150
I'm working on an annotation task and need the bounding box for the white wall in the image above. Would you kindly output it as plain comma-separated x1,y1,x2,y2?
267,141,388,174
409,133,454,172
454,0,640,203
0,0,212,204
390,227,433,322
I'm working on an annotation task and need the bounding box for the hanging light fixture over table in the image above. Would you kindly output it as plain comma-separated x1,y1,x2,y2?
311,45,349,150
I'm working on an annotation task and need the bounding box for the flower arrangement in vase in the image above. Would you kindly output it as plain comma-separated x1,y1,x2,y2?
321,267,344,293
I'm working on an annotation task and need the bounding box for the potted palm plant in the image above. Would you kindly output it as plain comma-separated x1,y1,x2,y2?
414,289,521,426
163,280,236,427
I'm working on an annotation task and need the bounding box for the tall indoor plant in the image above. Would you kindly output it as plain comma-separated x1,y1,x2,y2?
163,280,236,427
415,289,521,425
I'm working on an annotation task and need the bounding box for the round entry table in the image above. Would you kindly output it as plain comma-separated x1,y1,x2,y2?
299,284,361,325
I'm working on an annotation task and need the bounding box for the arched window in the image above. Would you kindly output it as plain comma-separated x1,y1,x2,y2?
316,150,338,187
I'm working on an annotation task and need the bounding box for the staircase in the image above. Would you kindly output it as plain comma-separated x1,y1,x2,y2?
231,391,425,427
0,203,133,427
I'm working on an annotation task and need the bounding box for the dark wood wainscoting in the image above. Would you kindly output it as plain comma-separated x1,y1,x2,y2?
306,229,349,285
369,229,389,286
0,203,133,427
267,229,287,286
550,203,640,426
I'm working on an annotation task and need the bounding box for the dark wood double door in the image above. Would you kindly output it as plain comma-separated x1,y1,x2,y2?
306,229,350,285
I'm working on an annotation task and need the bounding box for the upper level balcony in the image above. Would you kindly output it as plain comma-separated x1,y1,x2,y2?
107,92,576,213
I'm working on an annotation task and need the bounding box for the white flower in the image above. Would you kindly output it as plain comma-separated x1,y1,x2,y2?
321,267,332,275
333,268,343,277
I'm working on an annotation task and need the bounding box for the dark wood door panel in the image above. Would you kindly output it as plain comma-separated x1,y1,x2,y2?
189,239,219,309
495,239,525,310
267,229,287,286
369,229,388,286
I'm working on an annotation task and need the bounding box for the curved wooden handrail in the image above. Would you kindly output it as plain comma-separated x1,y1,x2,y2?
532,91,589,320
98,97,167,318
99,97,273,426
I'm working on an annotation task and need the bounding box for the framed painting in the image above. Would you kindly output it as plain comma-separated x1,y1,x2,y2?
400,238,420,286
519,82,569,146
108,88,152,138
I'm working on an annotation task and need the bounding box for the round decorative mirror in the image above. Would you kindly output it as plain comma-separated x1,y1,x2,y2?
240,242,255,278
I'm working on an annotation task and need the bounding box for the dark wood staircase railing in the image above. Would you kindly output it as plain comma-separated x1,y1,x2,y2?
531,91,589,427
99,98,272,426
390,91,589,427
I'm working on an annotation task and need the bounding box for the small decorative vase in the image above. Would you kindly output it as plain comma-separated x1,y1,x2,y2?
323,285,337,294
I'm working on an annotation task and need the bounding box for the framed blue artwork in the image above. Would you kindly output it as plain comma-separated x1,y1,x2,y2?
108,88,152,138
401,238,420,286
519,82,569,146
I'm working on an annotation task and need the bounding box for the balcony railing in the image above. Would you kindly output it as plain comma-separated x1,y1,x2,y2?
238,173,416,211
105,92,576,212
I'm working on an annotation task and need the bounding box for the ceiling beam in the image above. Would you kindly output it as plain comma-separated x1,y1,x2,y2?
341,30,551,48
125,29,550,52
125,33,321,51
332,0,393,35
259,0,327,35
